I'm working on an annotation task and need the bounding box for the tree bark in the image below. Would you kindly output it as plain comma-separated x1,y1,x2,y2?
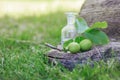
80,0,120,40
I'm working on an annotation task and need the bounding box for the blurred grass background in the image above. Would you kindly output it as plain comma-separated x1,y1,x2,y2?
0,0,84,16
0,0,120,80
0,0,85,44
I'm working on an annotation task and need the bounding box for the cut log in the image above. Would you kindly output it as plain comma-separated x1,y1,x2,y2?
80,0,120,40
46,42,120,70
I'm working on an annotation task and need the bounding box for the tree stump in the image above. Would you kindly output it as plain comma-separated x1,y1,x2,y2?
46,42,120,70
80,0,120,40
46,0,120,70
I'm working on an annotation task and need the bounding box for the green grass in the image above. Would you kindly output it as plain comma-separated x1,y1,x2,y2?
0,9,120,80
0,11,65,45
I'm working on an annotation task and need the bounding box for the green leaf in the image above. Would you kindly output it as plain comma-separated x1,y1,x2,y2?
75,36,86,43
90,21,108,29
86,21,108,32
83,29,109,45
75,17,89,34
63,39,73,50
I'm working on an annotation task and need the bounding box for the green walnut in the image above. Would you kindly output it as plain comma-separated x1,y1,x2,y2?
79,39,92,51
68,42,80,53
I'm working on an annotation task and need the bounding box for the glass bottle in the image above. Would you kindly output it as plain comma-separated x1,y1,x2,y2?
61,12,77,46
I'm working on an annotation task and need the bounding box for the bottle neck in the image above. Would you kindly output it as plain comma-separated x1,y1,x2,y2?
67,15,75,26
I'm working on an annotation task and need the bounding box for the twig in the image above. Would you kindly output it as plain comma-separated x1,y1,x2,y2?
45,43,63,51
